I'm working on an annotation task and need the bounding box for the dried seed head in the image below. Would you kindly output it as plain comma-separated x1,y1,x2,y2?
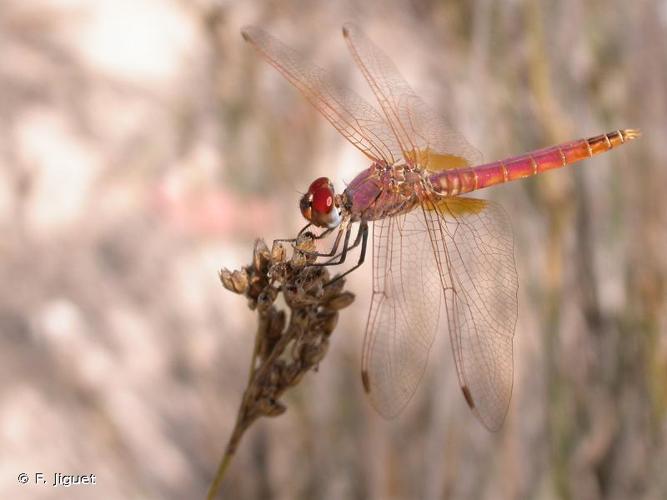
293,267,327,296
280,361,304,386
315,310,339,334
293,234,318,265
221,226,353,444
325,291,355,311
290,250,308,268
231,270,249,294
219,268,233,290
268,262,288,282
220,268,251,294
267,309,286,339
284,288,322,308
269,399,287,417
253,239,271,273
309,270,328,290
308,282,325,299
300,340,328,366
268,359,287,387
271,241,287,263
256,398,287,417
323,276,345,296
295,233,316,253
247,297,257,311
246,272,268,301
295,274,324,297
287,370,305,387
257,286,278,312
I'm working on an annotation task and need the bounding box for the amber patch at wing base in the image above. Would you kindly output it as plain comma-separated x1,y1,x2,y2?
425,196,488,216
407,149,469,171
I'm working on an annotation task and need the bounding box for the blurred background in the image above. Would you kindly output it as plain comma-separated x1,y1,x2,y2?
1,0,665,499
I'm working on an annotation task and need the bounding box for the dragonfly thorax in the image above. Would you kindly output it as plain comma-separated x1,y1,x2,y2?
300,177,343,228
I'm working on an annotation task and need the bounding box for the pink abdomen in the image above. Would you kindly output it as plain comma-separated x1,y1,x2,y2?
430,129,639,196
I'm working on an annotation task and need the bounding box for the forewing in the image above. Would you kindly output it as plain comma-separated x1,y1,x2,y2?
423,196,517,431
342,23,483,171
361,209,443,417
242,26,402,164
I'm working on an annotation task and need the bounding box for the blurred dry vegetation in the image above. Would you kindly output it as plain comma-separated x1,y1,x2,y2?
1,0,666,499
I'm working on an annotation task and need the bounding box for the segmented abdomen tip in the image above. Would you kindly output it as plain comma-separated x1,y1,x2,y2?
622,128,641,140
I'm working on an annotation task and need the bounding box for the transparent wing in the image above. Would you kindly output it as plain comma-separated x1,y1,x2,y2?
361,209,443,417
342,23,483,171
242,26,402,164
361,196,517,429
423,196,517,431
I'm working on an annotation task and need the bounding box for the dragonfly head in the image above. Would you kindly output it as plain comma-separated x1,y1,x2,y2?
300,177,342,228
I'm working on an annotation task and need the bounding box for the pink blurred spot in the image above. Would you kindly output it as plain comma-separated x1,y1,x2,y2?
153,180,281,238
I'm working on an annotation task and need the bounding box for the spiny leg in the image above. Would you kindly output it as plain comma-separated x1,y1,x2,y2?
298,222,338,242
307,222,354,266
273,223,340,259
325,221,369,286
322,221,365,266
271,223,312,249
306,223,349,259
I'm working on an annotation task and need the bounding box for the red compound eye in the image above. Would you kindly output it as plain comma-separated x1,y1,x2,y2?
307,177,330,193
307,177,334,214
311,186,333,214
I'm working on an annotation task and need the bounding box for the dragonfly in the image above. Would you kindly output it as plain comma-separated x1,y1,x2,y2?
241,23,639,430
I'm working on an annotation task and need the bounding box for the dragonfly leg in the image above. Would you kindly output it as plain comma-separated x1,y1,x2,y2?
272,218,362,268
292,220,351,260
296,222,313,238
272,223,339,259
308,226,336,241
272,222,317,245
306,222,354,266
273,223,313,245
309,224,348,258
297,222,338,243
325,222,368,286
322,221,365,266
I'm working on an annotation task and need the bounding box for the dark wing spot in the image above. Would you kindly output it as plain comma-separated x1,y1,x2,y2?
461,385,475,409
361,370,371,393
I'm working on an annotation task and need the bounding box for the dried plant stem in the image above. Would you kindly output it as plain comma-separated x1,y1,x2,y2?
206,341,260,500
206,438,237,500
207,238,354,499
